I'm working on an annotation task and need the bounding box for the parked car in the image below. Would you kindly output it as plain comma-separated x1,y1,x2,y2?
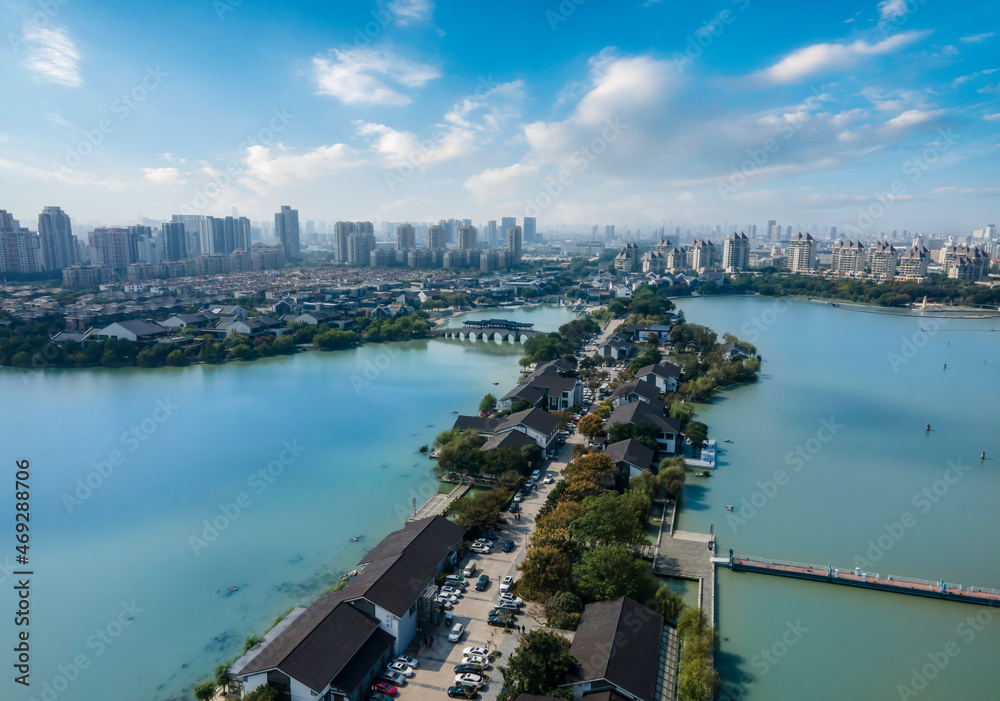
478,532,498,541
440,586,463,597
512,493,524,503
438,593,460,604
370,693,391,701
447,684,478,699
455,673,487,686
495,516,508,524
543,475,554,484
462,655,490,667
475,574,490,591
500,576,515,593
502,540,515,553
508,503,521,514
373,681,397,696
438,599,454,610
470,544,491,554
445,575,466,587
487,608,516,620
378,670,407,686
448,623,465,642
488,615,516,626
395,655,419,669
474,538,493,547
530,469,540,480
463,646,490,657
455,663,487,674
387,662,414,678
495,600,520,612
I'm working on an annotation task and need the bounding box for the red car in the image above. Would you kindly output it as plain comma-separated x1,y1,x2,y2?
496,516,508,524
374,682,398,696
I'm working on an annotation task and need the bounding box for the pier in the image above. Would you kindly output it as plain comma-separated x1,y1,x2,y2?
408,481,470,522
651,498,718,627
722,552,1000,607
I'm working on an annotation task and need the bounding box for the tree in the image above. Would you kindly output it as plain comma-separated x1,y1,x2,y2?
659,458,687,498
545,591,584,630
498,630,576,701
518,545,573,599
669,402,694,427
654,584,684,622
510,398,534,414
577,413,603,443
569,492,646,547
685,421,708,452
574,545,657,603
434,429,483,475
479,393,498,413
193,679,216,700
214,662,230,689
243,686,281,701
166,349,187,366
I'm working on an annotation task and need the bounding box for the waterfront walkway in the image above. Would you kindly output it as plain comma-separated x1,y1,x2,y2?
723,553,1000,607
408,481,470,522
652,498,718,627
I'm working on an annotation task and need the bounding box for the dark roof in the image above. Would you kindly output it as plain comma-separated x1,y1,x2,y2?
351,515,465,616
103,319,167,337
501,382,546,404
452,415,502,434
635,361,682,381
526,374,579,394
480,430,537,452
568,597,663,701
532,358,575,377
516,696,571,701
330,627,395,694
607,402,681,435
609,379,660,403
721,341,750,356
280,602,381,693
497,407,560,436
603,439,654,471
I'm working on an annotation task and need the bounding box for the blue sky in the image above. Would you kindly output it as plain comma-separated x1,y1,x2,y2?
1,0,997,234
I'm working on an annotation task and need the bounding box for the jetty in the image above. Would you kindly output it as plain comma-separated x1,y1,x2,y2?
650,498,718,626
721,552,1000,607
408,480,470,522
685,438,717,469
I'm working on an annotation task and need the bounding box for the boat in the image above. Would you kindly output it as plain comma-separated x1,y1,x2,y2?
694,472,710,478
228,586,239,593
493,381,499,385
725,505,734,511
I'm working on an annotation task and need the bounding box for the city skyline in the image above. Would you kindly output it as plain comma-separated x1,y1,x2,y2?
1,0,997,232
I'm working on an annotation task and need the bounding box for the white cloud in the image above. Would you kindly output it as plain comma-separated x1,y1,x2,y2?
952,68,999,86
983,113,1000,121
240,144,362,190
142,167,189,185
755,31,929,84
883,109,947,128
312,48,439,106
387,0,434,25
877,0,908,21
354,121,475,168
463,164,540,203
960,32,995,43
22,25,82,88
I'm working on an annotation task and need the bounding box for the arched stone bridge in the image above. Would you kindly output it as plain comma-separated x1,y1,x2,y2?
430,318,543,344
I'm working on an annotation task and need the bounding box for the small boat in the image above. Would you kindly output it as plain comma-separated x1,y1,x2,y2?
348,569,358,577
493,381,499,385
724,439,732,443
228,586,239,593
725,505,734,511
926,424,931,431
694,472,710,478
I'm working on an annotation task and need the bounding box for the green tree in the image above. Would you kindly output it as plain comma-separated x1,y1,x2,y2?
658,457,687,498
669,402,694,427
518,545,573,599
193,679,215,700
243,686,281,701
479,393,498,413
545,591,584,630
569,492,646,547
574,545,656,603
510,398,534,414
685,421,708,452
498,630,577,701
166,349,187,366
654,584,684,622
577,413,604,442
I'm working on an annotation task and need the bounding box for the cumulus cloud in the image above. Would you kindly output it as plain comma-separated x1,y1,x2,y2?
387,0,435,25
353,121,475,168
22,25,82,88
142,167,189,185
312,47,439,106
755,31,929,84
463,164,540,203
240,144,362,189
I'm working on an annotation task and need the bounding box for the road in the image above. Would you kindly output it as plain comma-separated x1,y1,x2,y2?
396,431,584,701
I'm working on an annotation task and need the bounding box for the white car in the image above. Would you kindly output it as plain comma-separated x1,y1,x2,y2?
462,655,490,668
497,593,523,606
470,544,491,554
448,623,465,642
455,673,487,686
395,655,419,668
474,539,493,547
439,599,454,610
543,475,554,484
440,586,463,597
495,600,520,612
387,662,414,678
500,576,515,593
445,575,466,587
463,646,490,657
438,593,460,604
512,493,524,503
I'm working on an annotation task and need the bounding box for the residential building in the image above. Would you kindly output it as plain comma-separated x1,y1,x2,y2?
523,216,536,243
868,241,897,281
596,335,635,360
38,206,76,271
501,217,516,241
95,319,168,342
506,225,523,264
897,246,930,280
634,361,682,393
0,210,42,273
170,214,207,258
61,264,114,288
395,223,416,250
614,242,640,273
162,222,188,261
688,239,718,271
941,245,990,280
722,232,749,272
831,241,865,276
427,224,446,250
720,341,752,361
495,407,560,450
787,233,816,273
348,231,376,265
609,379,660,407
89,227,138,269
561,596,664,701
603,439,655,478
457,225,477,250
606,402,682,454
275,205,300,260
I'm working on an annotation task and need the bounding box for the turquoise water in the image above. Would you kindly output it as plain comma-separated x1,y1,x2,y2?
673,297,1000,701
0,305,576,701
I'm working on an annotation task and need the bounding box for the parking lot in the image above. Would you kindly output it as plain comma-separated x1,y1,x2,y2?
389,432,582,701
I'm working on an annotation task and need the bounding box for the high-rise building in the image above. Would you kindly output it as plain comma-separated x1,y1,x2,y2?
722,233,749,272
523,217,536,243
427,224,446,250
831,241,865,276
348,231,376,265
605,225,615,241
506,225,522,264
829,226,837,240
171,214,207,258
275,205,300,260
0,210,41,273
162,222,188,261
785,225,792,238
787,233,816,273
38,206,76,271
767,220,778,241
334,221,354,262
89,227,138,269
486,220,498,246
898,246,930,280
869,242,897,281
614,242,640,273
457,225,477,250
501,217,516,242
688,240,718,271
396,223,416,250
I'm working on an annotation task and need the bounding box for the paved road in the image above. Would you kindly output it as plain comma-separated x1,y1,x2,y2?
396,433,583,701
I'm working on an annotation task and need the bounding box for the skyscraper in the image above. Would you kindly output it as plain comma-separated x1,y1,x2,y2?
605,225,615,241
171,214,207,258
457,225,477,250
275,205,300,260
334,221,354,262
722,233,750,272
506,225,522,264
767,220,778,241
0,210,41,273
522,217,536,243
486,220,497,246
396,223,416,250
427,224,446,250
787,233,816,273
38,206,76,271
501,217,516,242
348,230,376,264
162,222,188,261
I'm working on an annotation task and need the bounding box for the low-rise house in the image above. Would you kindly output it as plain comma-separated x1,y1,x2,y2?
480,430,537,453
495,407,561,450
720,341,752,361
162,312,218,330
200,303,247,320
609,379,660,407
95,319,168,342
295,310,341,326
500,374,583,412
606,402,682,454
603,439,655,478
634,361,682,394
597,336,635,360
452,415,503,437
561,596,664,701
